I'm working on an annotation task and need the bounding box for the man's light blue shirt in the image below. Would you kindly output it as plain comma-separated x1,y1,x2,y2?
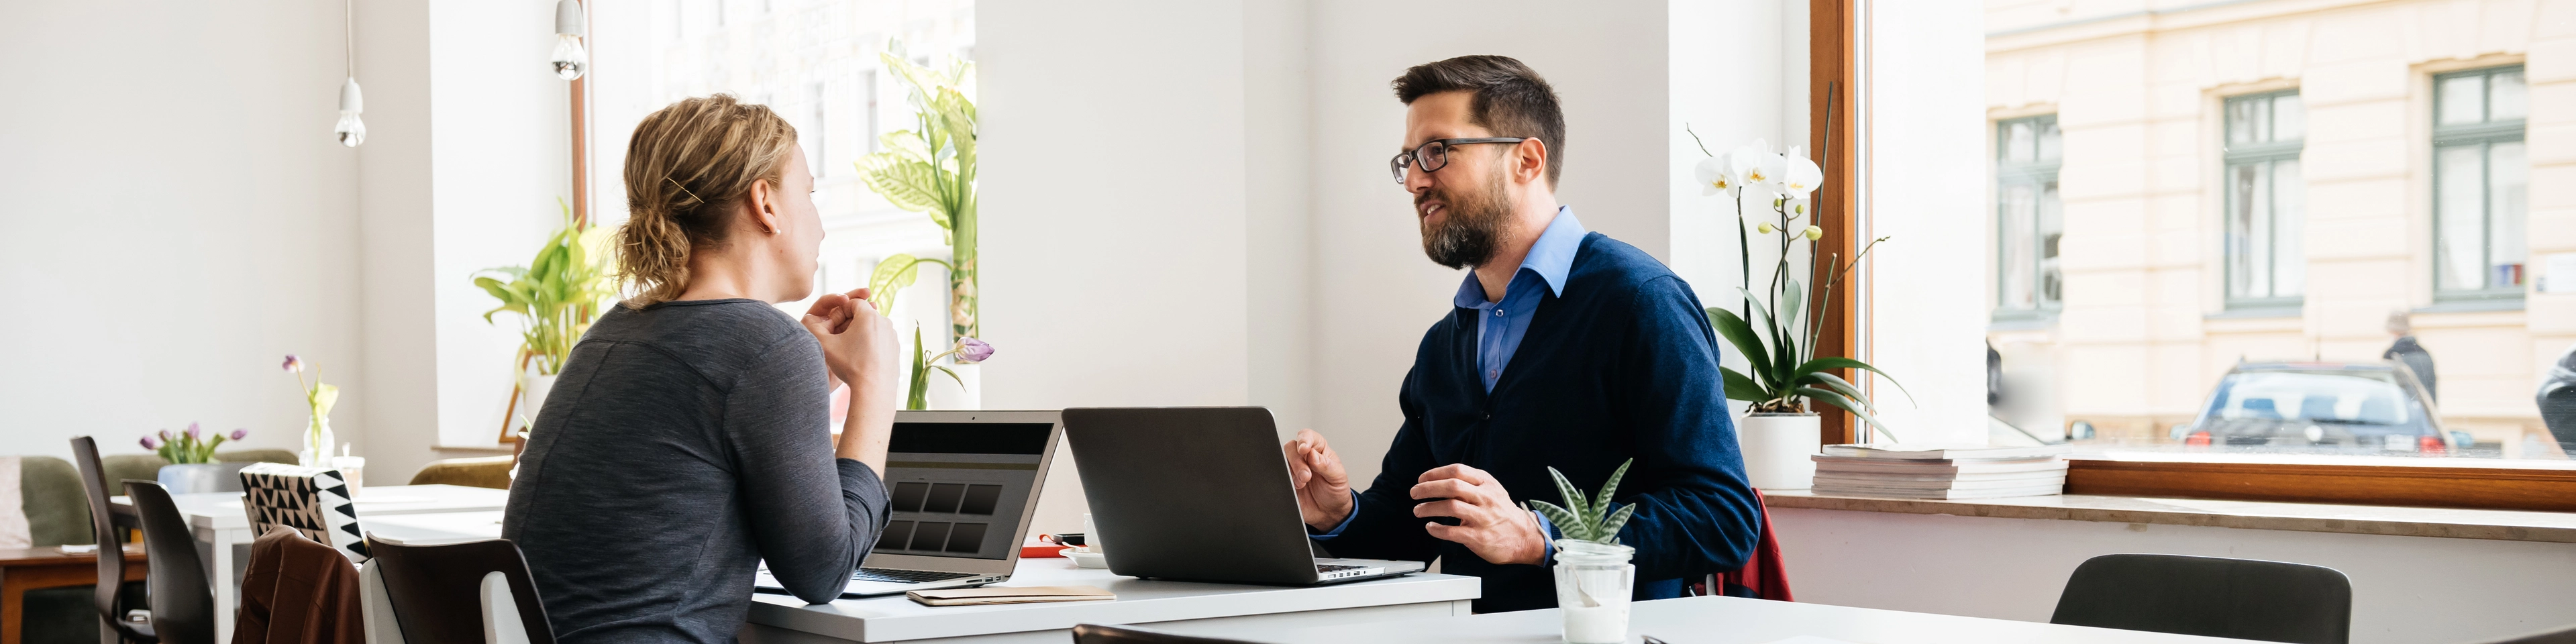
1312,207,1586,561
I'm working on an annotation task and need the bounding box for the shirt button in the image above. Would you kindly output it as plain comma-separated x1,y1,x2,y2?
1488,369,1499,378
1494,310,1504,317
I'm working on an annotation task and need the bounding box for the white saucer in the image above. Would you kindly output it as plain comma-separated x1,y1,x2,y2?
1060,547,1108,568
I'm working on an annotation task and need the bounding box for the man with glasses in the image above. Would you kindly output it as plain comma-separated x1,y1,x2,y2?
1280,55,1759,612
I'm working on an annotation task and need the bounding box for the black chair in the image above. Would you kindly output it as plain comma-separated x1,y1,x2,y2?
1070,624,1266,643
2474,625,2576,644
70,436,155,644
2049,553,2351,644
126,482,215,644
367,536,556,644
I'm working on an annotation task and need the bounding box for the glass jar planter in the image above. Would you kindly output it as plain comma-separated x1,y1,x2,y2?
1553,539,1636,644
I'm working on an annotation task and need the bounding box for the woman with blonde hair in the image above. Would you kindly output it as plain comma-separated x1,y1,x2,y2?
503,94,900,643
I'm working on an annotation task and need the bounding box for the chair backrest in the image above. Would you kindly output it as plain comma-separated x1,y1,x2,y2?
20,455,93,547
367,537,555,644
69,436,154,643
238,462,370,561
127,481,215,644
2050,553,2351,644
1069,624,1266,644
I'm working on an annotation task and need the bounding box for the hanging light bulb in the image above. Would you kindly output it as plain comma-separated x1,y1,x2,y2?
551,0,587,80
334,77,366,148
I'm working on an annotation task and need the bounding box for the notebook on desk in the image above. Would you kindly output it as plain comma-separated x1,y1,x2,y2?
756,410,1062,598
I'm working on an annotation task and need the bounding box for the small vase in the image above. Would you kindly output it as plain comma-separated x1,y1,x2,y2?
1553,539,1636,644
1739,412,1822,490
299,417,336,468
156,462,252,495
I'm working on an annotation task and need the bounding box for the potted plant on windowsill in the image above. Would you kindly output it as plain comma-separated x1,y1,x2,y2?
472,199,617,433
1690,134,1908,490
858,50,989,410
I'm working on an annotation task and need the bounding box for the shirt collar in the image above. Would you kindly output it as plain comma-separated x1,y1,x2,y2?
1451,205,1587,308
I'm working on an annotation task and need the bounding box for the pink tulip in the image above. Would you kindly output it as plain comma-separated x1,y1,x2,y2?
187,422,205,440
956,337,995,363
282,355,303,373
229,429,249,441
140,437,158,450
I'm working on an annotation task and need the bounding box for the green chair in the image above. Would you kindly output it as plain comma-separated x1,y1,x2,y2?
17,449,297,644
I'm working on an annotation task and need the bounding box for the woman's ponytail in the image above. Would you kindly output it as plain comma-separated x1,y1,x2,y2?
615,94,797,305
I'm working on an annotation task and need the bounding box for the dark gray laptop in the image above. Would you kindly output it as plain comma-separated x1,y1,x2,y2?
1060,407,1425,586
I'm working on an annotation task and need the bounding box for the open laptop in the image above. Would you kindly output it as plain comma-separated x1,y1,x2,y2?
756,410,1062,598
1060,407,1426,586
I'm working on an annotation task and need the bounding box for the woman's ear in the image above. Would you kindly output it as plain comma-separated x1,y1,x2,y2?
745,178,782,235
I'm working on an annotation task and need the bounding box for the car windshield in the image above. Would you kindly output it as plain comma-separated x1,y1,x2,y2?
2205,370,2415,426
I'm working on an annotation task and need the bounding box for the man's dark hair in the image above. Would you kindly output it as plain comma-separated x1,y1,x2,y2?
1392,55,1566,186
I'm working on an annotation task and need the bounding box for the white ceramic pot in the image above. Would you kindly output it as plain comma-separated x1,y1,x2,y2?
923,363,981,410
158,462,252,494
1739,413,1822,490
520,372,559,431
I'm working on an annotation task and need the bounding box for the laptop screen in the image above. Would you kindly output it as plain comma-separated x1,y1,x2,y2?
874,422,1051,561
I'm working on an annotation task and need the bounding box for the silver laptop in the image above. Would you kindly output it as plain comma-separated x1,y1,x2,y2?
1060,407,1426,586
757,410,1062,598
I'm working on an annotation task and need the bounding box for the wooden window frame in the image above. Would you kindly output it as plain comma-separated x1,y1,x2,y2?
1815,1,2573,513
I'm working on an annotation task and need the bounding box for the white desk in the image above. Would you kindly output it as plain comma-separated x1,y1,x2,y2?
112,484,511,642
1251,594,2260,643
741,557,1480,643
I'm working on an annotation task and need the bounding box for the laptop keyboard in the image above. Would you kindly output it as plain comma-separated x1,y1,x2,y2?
853,568,979,584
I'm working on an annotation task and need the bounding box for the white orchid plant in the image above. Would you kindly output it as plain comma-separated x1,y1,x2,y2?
1688,130,1907,437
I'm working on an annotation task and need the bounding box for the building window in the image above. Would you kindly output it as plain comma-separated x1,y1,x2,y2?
2432,65,2528,300
1996,114,2063,319
2222,90,2306,310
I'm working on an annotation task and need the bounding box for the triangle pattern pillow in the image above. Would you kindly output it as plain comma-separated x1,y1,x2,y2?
240,462,369,562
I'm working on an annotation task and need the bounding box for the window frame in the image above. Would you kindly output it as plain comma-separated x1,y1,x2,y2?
2430,64,2528,303
2220,89,2306,311
1993,113,2063,323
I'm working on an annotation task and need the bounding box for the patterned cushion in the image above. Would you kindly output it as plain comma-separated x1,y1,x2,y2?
239,462,369,562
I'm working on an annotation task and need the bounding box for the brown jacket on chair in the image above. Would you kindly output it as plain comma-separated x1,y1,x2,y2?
233,527,365,644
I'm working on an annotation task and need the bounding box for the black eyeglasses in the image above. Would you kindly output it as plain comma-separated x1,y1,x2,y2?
1390,137,1529,183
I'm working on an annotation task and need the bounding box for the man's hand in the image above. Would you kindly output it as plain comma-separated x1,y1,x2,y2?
1412,464,1547,566
1282,429,1354,531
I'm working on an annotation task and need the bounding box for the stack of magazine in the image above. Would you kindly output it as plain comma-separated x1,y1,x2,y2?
1809,443,2072,499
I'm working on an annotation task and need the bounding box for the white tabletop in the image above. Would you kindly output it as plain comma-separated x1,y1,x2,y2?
748,557,1480,643
1251,594,2261,643
364,509,507,545
118,484,512,531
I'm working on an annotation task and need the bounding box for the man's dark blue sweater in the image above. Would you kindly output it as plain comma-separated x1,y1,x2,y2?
1318,230,1761,613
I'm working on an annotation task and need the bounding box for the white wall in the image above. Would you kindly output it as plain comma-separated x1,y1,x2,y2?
1773,508,2576,644
0,0,361,461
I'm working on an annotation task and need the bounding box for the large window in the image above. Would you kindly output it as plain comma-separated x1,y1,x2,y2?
2432,65,2529,301
1994,114,2063,320
2222,90,2305,310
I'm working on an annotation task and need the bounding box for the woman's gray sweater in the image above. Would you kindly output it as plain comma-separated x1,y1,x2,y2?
503,299,889,643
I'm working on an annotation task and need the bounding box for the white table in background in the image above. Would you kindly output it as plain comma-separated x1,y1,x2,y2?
1247,594,2261,643
740,557,1479,643
111,483,511,642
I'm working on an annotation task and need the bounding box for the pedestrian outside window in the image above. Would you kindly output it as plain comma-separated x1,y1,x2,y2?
2432,65,2528,301
2222,90,2306,310
1995,114,2063,321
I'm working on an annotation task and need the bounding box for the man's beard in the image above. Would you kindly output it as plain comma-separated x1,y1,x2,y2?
1418,169,1514,270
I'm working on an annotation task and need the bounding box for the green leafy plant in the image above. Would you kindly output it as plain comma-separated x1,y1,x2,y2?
860,50,981,345
1529,460,1637,545
471,199,617,376
1688,131,1910,439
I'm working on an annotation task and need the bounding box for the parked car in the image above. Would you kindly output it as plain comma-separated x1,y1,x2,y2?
2175,361,2471,455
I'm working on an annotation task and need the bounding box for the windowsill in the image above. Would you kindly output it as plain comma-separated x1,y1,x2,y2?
2417,297,2526,313
2206,305,2302,319
1988,314,2057,331
1764,489,2576,543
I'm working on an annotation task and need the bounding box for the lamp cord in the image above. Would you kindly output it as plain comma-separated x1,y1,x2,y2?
342,0,354,77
